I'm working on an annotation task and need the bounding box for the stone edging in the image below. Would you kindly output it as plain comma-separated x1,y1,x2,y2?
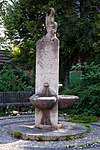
0,115,87,141
0,115,100,149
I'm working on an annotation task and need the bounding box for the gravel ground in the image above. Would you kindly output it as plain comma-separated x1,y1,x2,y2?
0,115,100,150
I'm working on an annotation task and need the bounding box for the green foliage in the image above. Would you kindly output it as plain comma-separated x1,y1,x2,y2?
62,83,100,116
10,131,22,139
0,64,33,92
81,62,100,85
71,62,100,85
1,0,99,84
12,45,21,57
61,62,100,116
0,111,5,117
67,115,98,124
66,135,74,141
82,124,92,133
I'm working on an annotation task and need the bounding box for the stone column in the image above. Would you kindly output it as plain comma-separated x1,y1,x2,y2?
35,38,59,128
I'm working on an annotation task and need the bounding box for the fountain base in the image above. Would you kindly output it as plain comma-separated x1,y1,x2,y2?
35,122,63,130
29,94,58,129
29,94,79,129
9,120,87,141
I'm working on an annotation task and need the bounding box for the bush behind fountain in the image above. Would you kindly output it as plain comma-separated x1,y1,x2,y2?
61,62,100,116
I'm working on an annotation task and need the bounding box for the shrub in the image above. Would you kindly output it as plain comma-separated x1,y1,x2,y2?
61,62,100,116
0,64,33,92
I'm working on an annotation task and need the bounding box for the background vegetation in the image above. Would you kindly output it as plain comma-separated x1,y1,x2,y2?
0,0,100,115
61,62,100,116
0,64,33,91
1,0,99,84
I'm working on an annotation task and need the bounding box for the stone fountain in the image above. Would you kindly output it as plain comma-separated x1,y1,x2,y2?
9,8,87,141
29,8,78,129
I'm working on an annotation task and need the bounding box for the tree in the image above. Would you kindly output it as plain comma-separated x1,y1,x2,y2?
56,0,99,84
1,0,99,85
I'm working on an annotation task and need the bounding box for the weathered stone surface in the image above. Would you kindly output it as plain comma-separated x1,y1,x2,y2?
36,39,59,94
44,8,58,41
9,121,87,141
30,95,57,110
58,95,79,109
34,37,59,128
33,8,60,129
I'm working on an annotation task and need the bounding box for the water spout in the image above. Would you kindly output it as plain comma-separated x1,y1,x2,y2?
37,83,57,97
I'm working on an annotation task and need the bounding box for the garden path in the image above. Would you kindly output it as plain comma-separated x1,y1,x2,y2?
0,115,100,150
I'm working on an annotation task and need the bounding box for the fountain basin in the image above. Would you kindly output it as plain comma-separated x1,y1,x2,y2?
58,95,79,109
29,95,56,110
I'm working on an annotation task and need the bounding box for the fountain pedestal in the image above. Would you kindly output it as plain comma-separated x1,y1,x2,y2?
34,38,59,129
29,8,78,130
29,94,58,129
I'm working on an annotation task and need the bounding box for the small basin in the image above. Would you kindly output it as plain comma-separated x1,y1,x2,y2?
29,95,56,110
58,95,79,109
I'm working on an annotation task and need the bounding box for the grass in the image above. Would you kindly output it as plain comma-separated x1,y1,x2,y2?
0,111,5,117
10,131,22,139
66,115,98,124
82,123,92,133
64,114,98,134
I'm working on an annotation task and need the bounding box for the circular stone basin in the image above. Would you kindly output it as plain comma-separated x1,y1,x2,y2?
58,95,79,109
9,121,87,141
29,95,56,110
